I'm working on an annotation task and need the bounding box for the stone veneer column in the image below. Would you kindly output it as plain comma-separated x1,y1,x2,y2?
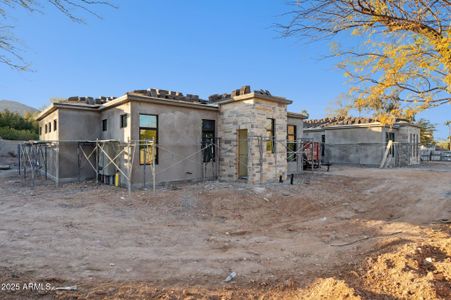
218,96,288,184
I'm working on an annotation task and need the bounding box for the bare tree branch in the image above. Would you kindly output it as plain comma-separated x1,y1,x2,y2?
280,0,451,121
0,0,116,70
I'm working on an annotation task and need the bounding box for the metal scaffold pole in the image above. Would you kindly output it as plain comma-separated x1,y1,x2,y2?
152,138,156,193
95,139,99,184
259,137,264,184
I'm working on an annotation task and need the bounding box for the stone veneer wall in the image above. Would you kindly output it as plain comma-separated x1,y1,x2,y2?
218,97,288,184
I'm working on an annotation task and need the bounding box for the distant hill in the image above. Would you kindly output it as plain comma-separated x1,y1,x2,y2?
0,100,38,116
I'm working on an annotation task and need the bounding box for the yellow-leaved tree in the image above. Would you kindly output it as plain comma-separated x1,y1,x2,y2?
281,0,450,123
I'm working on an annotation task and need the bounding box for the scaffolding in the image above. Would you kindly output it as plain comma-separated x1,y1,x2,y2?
77,139,143,195
316,141,420,168
18,136,319,190
18,139,145,194
18,141,54,187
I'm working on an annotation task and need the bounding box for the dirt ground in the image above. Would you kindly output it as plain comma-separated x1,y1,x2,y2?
0,159,449,299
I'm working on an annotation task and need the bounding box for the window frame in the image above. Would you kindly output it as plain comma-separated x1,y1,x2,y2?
202,119,216,163
53,120,57,132
44,124,48,134
120,114,128,128
266,118,275,153
287,124,297,162
48,122,51,133
139,113,158,165
102,119,108,132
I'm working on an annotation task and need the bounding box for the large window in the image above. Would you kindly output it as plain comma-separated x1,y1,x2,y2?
102,119,107,132
139,114,158,165
202,119,215,163
266,118,275,153
53,120,57,132
287,125,297,161
120,114,128,128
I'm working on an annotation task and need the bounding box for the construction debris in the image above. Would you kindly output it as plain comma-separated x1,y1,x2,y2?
54,286,78,291
132,88,205,103
224,272,237,282
67,96,116,105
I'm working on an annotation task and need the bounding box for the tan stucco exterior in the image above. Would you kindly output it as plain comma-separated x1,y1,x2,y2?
303,122,420,167
36,90,305,186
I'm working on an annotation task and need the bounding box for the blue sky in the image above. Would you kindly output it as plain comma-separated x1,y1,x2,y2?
0,0,449,139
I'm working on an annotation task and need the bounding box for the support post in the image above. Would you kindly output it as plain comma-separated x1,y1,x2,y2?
143,141,147,189
310,142,314,173
55,144,59,187
216,138,221,181
44,145,48,180
23,145,27,179
152,139,156,193
31,145,35,187
77,143,81,182
259,136,263,184
95,140,99,184
296,139,300,174
127,142,132,196
17,145,21,175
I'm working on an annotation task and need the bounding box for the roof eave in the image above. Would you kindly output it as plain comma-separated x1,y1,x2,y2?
122,93,219,111
287,111,308,120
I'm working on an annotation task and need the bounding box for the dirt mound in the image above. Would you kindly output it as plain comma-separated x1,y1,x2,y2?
0,164,450,299
347,231,451,299
296,278,360,299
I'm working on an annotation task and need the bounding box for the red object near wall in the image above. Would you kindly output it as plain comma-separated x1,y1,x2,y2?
303,141,320,162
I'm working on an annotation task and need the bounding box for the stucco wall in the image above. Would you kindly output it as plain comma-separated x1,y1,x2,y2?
392,125,421,166
325,126,385,166
100,103,131,142
304,124,420,167
35,97,306,186
39,109,101,182
39,109,59,141
0,139,22,157
130,101,218,186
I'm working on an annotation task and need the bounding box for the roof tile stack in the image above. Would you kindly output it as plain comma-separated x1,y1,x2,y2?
208,85,272,103
132,88,207,104
67,96,117,105
304,117,377,129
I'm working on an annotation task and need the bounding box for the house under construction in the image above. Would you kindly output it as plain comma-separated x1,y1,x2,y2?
303,117,421,167
30,86,307,188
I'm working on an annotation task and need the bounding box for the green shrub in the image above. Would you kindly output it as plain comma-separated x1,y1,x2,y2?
0,110,39,140
0,127,38,140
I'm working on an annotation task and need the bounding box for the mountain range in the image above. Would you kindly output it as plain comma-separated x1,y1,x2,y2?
0,100,38,115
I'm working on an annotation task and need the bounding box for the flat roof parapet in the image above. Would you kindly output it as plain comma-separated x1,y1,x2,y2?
208,85,274,103
67,96,117,105
132,88,207,104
